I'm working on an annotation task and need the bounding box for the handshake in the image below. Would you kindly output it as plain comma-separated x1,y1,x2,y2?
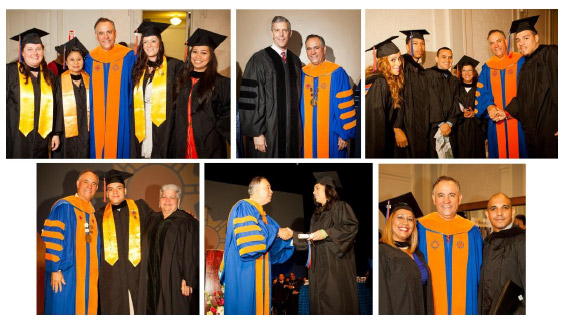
277,227,293,240
487,105,507,122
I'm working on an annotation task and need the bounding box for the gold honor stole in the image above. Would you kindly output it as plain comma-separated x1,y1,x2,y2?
302,61,355,158
102,199,141,266
419,212,475,315
64,196,98,314
134,56,168,143
481,52,522,158
244,199,271,315
18,63,53,138
90,45,131,158
61,70,90,137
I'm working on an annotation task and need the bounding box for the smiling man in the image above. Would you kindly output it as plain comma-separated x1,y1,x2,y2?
479,193,525,314
426,48,461,158
504,15,558,158
42,169,100,314
96,170,153,314
416,176,483,314
84,18,136,158
476,30,528,159
300,35,356,158
239,16,302,158
220,176,294,314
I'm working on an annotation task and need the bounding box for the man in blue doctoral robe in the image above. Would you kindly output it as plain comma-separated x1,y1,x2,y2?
220,176,294,314
84,17,135,158
417,176,482,315
301,34,356,158
42,170,100,314
476,29,527,158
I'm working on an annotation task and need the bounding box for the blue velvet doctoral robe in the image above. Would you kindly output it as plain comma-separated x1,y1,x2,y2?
220,199,294,315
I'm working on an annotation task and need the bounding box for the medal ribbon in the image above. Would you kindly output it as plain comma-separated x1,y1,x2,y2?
134,56,168,143
18,63,53,138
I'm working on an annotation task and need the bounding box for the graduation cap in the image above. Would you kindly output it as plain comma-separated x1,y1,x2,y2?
56,37,89,60
510,15,540,34
101,170,133,202
11,28,49,63
366,36,400,58
455,55,479,70
185,28,227,61
399,29,429,43
186,28,227,49
313,171,343,189
135,20,171,37
378,192,423,222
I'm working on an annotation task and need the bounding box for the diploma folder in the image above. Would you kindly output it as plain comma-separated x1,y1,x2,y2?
490,279,525,315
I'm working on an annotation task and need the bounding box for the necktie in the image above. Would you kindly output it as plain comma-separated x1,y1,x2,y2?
281,51,286,63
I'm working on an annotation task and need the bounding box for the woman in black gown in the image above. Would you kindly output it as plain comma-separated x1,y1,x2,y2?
365,36,407,158
6,28,61,158
292,175,359,314
53,37,90,158
379,195,434,314
139,184,199,314
131,21,183,158
172,28,230,158
455,55,487,158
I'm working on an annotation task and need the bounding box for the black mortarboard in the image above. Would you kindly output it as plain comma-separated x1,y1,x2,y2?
313,171,343,189
135,20,171,37
102,170,133,186
366,36,400,58
378,192,424,221
11,28,49,45
510,15,539,34
455,55,479,70
400,29,430,43
56,37,89,59
186,28,227,49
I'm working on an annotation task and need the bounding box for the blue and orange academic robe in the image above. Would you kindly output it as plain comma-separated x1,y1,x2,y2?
41,196,100,315
417,212,482,315
84,44,135,158
219,199,294,315
301,61,356,158
476,53,527,158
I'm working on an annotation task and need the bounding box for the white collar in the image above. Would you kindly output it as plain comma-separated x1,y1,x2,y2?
271,44,287,56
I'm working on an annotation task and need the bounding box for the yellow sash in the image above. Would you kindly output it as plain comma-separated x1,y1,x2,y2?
102,199,141,266
134,56,168,143
18,63,53,138
61,71,90,138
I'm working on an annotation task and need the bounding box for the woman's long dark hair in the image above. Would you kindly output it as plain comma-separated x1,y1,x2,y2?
132,34,165,88
18,43,53,86
458,64,479,85
313,184,340,217
174,45,218,107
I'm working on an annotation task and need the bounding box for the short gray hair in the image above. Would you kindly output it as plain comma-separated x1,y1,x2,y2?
248,176,267,195
160,184,181,200
432,176,461,195
306,34,325,47
271,16,291,32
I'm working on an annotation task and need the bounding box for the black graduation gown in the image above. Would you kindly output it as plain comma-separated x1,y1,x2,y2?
6,62,62,158
479,226,525,314
426,66,462,157
53,76,90,158
399,54,429,158
365,73,400,158
239,47,302,158
456,83,487,158
379,243,434,315
133,56,183,158
505,45,558,158
292,201,359,314
137,209,199,315
96,199,153,314
172,73,230,158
